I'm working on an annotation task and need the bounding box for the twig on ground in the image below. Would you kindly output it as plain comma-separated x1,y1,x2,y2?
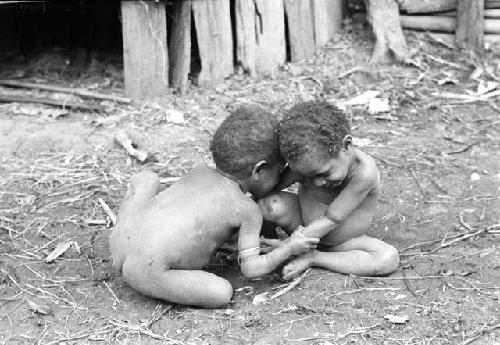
271,269,311,299
435,227,487,251
446,141,479,155
410,168,428,200
458,211,474,232
0,94,104,111
98,198,117,226
403,222,498,255
462,323,500,345
339,65,372,79
44,326,116,345
0,79,131,103
402,267,418,297
287,323,380,342
107,318,183,342
103,280,121,305
326,287,401,299
144,303,173,328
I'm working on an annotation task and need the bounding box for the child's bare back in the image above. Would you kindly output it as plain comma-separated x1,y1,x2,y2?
111,167,254,269
109,105,318,308
110,167,256,307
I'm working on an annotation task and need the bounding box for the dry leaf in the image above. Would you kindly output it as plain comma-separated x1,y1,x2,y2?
384,314,409,324
165,109,186,124
45,241,72,263
343,90,380,106
252,292,269,305
368,97,390,114
27,300,53,315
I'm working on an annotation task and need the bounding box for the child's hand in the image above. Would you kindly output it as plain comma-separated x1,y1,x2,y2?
259,236,284,248
288,226,319,255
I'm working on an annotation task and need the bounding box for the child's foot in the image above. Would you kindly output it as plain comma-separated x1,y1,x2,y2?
282,253,314,280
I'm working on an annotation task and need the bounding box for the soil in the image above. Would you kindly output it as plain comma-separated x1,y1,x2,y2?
0,31,499,345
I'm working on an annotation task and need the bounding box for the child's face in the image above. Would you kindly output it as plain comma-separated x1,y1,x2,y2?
248,161,286,197
291,148,350,188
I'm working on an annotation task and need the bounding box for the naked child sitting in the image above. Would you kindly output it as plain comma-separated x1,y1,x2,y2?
258,101,399,280
109,105,318,308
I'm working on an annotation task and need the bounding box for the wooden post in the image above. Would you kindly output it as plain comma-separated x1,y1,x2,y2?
121,1,168,99
312,0,343,48
254,0,286,75
169,0,191,94
456,0,484,53
365,0,409,63
192,0,233,85
235,0,256,75
284,0,316,62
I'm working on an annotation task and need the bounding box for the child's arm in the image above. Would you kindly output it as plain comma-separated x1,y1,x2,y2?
301,170,378,239
237,205,318,278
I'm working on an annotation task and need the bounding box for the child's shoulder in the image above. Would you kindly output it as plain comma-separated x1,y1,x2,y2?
352,148,380,185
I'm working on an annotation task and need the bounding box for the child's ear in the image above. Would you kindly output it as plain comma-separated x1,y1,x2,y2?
252,160,267,178
342,135,353,150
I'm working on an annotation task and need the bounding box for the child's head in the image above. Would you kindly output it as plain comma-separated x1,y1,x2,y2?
210,105,285,197
279,101,352,188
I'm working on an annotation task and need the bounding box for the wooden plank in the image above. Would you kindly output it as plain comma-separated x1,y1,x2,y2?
192,0,233,85
400,0,500,13
398,0,456,14
401,15,455,32
235,0,256,75
169,0,191,94
284,0,315,62
121,1,168,99
456,0,484,53
401,15,500,34
311,0,343,48
429,32,500,46
254,0,286,75
435,9,500,18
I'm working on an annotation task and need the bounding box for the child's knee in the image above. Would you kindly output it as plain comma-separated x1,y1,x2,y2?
377,245,399,275
210,279,233,307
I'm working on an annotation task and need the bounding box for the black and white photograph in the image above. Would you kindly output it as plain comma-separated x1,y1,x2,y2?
0,0,498,344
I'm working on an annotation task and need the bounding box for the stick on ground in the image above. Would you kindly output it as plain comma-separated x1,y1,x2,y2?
0,94,103,111
0,79,131,103
271,269,311,299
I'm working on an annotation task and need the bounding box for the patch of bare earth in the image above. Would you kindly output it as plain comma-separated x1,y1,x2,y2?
0,32,499,344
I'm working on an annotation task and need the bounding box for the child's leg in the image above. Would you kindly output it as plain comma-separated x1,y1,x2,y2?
117,170,161,223
257,191,302,234
282,235,399,279
122,258,233,308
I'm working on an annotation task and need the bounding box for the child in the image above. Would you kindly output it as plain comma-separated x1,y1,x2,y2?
109,105,318,308
258,101,399,280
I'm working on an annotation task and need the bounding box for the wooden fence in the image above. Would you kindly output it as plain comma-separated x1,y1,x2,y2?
122,0,345,99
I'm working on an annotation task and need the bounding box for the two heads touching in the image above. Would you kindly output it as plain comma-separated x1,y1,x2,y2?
110,101,399,308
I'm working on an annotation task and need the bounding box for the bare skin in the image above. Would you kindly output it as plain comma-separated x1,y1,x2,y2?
258,140,399,280
110,166,318,308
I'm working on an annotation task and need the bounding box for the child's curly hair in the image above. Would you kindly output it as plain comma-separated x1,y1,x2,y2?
279,101,350,163
210,105,281,177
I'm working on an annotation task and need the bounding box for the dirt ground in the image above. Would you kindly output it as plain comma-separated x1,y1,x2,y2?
0,31,499,345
